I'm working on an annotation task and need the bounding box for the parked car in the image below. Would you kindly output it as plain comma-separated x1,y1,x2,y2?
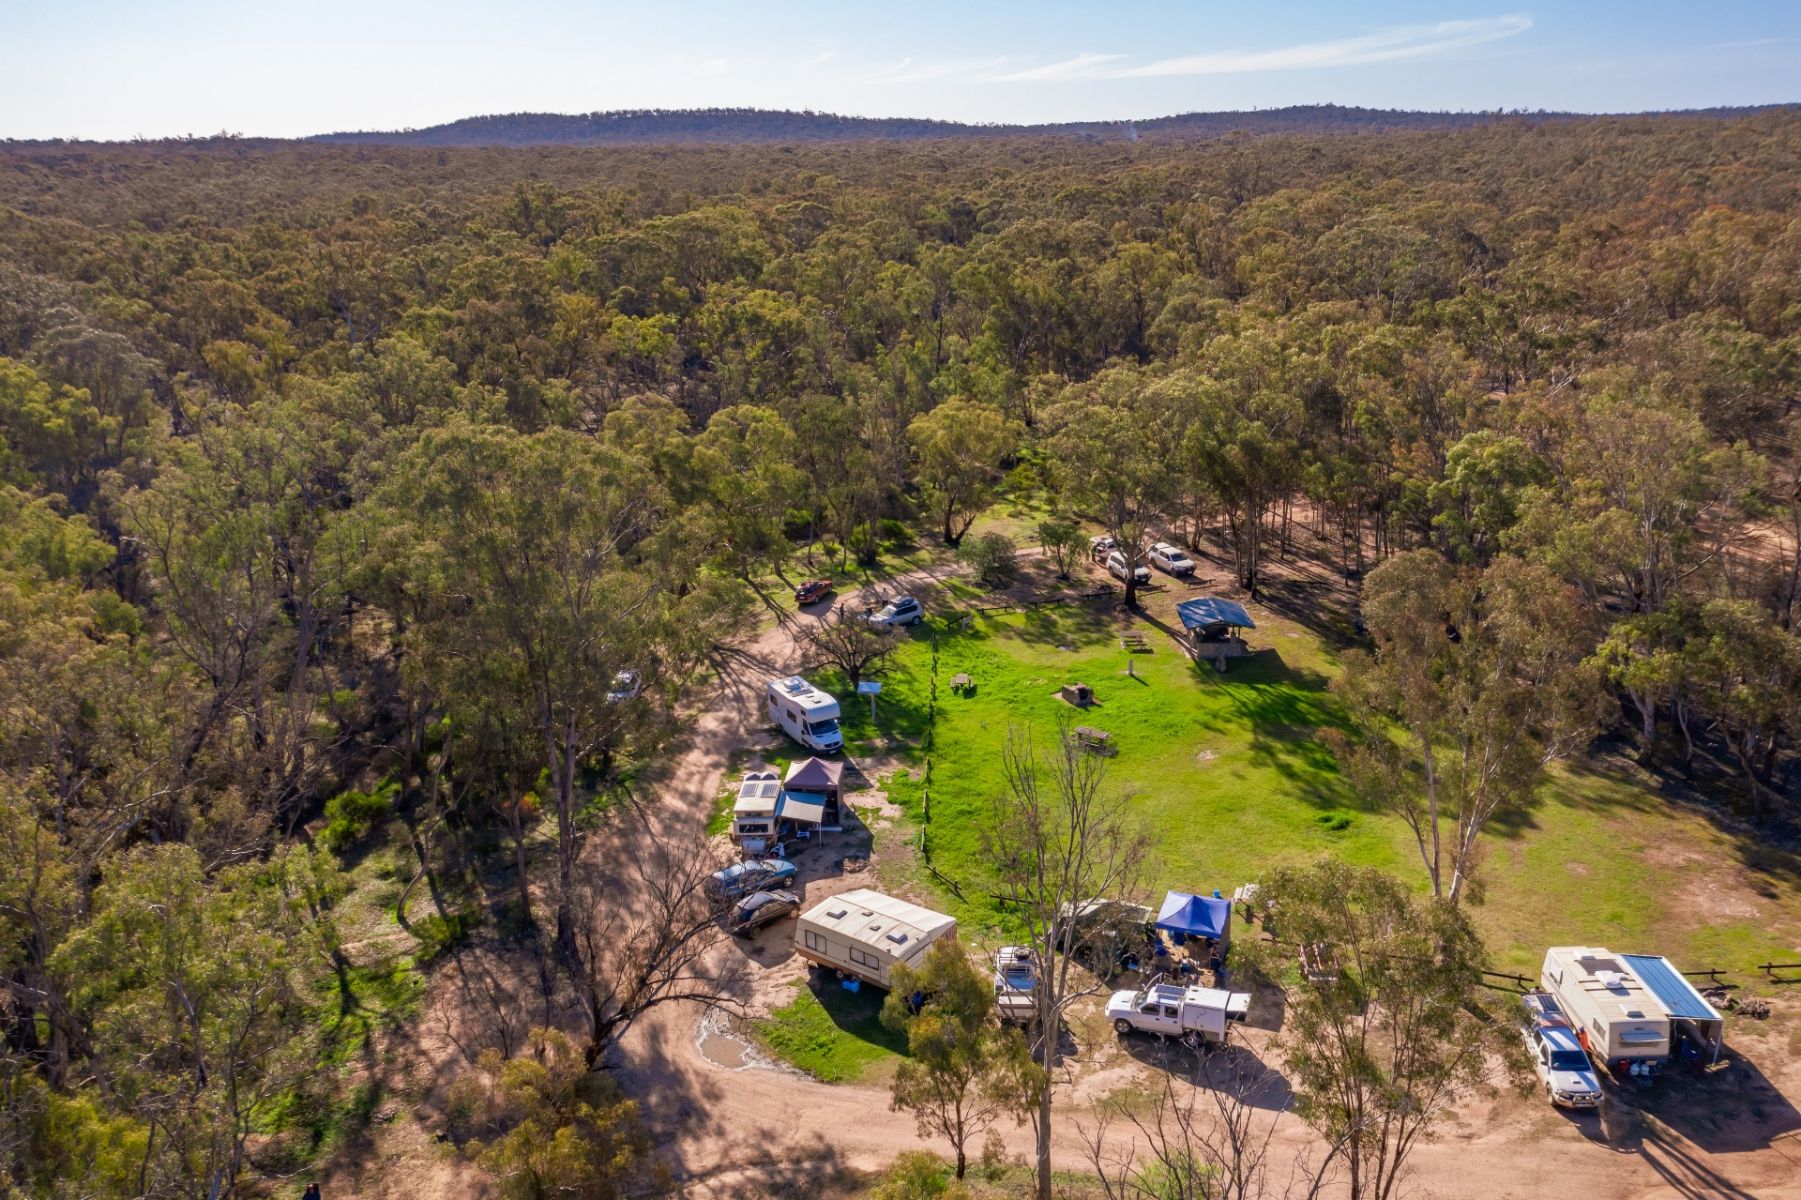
866,595,924,628
1524,1021,1602,1109
710,858,798,900
1089,534,1117,561
1059,898,1156,979
993,945,1039,1025
794,579,834,606
1106,982,1250,1048
606,670,643,703
1106,551,1151,586
1149,542,1197,576
729,889,801,937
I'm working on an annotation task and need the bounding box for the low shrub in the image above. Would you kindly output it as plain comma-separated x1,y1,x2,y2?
958,532,1019,589
411,907,481,964
320,779,400,853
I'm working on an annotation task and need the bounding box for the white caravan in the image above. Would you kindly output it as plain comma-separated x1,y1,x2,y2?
794,888,957,990
767,675,844,753
1540,946,1671,1076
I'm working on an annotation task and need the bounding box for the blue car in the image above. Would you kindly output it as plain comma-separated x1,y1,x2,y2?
710,858,799,899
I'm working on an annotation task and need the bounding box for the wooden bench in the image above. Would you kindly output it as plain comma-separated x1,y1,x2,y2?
1072,725,1114,753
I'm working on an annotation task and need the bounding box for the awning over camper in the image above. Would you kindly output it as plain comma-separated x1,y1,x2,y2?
785,757,844,792
1621,954,1722,1022
1155,891,1232,941
1176,598,1256,632
779,793,827,827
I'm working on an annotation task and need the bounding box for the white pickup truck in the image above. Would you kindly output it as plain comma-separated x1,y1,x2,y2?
1106,983,1250,1048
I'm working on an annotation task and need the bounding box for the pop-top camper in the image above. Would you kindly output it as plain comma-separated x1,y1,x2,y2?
1540,947,1671,1075
767,676,843,753
794,888,956,989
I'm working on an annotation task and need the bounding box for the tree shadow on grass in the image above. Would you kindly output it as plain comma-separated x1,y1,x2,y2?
1553,749,1801,890
1249,574,1361,653
1181,647,1351,811
1010,600,1114,649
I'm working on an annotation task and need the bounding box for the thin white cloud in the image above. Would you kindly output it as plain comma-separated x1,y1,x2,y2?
987,52,1129,83
1701,36,1790,51
970,14,1534,85
1118,14,1533,77
863,55,1016,85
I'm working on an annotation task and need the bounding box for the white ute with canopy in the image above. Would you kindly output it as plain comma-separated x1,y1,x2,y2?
1106,982,1250,1047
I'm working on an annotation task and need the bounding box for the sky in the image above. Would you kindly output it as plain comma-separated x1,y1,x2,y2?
2,0,1797,140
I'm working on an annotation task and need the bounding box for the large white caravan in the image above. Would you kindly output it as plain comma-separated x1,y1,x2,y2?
1540,946,1671,1074
767,675,843,753
794,888,956,989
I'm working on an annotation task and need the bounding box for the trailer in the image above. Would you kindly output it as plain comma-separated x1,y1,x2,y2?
767,676,843,753
794,888,957,990
1541,947,1672,1077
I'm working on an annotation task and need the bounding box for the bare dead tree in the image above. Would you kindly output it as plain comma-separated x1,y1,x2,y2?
567,809,746,1068
798,606,900,689
1077,1046,1341,1200
984,719,1151,1200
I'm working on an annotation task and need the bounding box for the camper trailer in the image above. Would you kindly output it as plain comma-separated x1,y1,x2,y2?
1541,947,1671,1076
794,888,957,990
767,676,843,753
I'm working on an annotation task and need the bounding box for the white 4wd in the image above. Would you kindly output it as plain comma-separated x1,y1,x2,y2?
1106,551,1151,586
1149,542,1196,575
1526,1022,1602,1108
1105,983,1248,1048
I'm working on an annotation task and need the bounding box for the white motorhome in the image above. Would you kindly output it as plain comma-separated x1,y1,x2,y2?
1106,983,1250,1047
1541,946,1671,1075
767,675,843,753
794,888,957,990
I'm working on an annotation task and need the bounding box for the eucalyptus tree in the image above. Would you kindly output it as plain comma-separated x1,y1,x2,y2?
363,421,736,965
1044,364,1174,608
906,397,1022,547
1328,550,1605,903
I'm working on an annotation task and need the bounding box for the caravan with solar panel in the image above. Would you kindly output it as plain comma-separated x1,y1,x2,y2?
1539,946,1726,1076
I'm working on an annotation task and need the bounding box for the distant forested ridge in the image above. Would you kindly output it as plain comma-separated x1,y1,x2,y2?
302,103,1793,147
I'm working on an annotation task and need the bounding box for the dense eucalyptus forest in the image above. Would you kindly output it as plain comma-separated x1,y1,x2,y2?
2,110,1800,1198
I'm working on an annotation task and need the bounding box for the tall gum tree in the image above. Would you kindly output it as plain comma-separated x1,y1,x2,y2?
1327,550,1606,903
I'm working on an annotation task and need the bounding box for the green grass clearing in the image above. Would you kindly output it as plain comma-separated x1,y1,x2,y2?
869,599,1801,974
754,979,910,1083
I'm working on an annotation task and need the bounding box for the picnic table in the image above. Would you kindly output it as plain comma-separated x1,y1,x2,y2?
1119,632,1148,652
950,672,972,692
1072,725,1114,753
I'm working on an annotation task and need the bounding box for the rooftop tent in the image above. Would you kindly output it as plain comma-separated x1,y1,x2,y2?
1155,890,1233,941
1176,597,1256,633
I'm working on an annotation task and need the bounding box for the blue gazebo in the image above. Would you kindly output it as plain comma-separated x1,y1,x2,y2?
1155,889,1233,946
1176,597,1256,669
